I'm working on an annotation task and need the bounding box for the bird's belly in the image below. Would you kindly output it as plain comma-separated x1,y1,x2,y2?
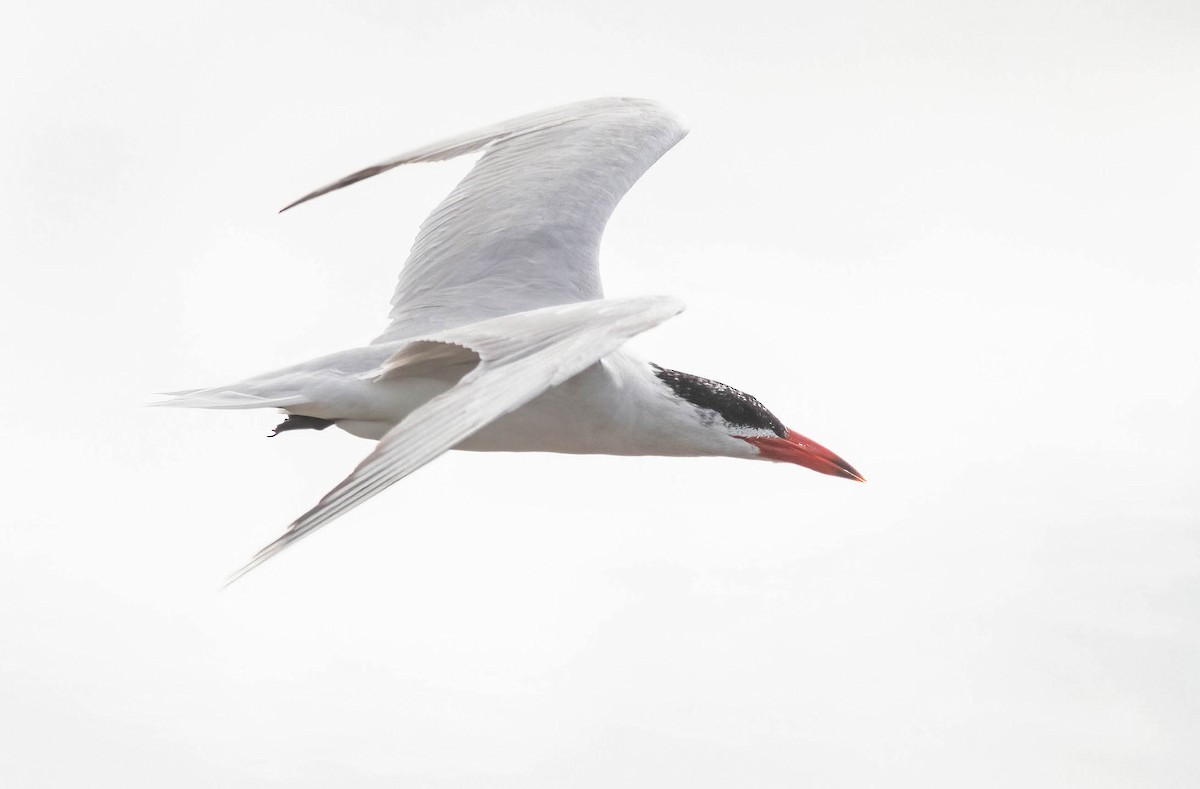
328,353,704,457
454,360,664,456
323,370,620,448
456,394,625,454
326,376,457,440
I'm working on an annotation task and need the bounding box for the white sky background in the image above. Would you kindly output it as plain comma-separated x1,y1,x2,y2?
2,0,1198,785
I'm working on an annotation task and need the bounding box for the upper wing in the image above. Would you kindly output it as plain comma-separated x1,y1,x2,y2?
281,98,689,342
227,295,685,583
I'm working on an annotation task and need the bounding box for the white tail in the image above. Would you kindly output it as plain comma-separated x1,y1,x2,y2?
150,387,306,410
152,345,392,415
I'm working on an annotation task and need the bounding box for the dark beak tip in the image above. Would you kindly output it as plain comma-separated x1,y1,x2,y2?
837,461,866,483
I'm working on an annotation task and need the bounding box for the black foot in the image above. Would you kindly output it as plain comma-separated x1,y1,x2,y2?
269,415,336,437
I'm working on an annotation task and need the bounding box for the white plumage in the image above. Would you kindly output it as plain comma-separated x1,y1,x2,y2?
158,98,862,581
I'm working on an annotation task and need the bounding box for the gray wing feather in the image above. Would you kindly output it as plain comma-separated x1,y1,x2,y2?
280,98,688,341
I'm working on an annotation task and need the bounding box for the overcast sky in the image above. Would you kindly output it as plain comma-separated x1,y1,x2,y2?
2,1,1198,786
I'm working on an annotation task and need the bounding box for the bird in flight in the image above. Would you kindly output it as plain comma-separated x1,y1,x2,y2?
157,98,864,582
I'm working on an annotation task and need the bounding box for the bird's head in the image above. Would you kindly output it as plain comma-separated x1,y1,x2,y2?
651,365,864,482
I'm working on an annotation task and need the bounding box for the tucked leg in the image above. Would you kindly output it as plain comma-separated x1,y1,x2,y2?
269,415,336,437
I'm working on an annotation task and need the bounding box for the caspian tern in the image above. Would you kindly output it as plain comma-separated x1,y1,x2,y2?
158,97,864,581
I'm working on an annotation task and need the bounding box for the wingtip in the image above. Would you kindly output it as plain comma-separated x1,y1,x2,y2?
281,183,340,213
223,565,252,589
278,195,309,214
223,532,290,587
224,551,268,588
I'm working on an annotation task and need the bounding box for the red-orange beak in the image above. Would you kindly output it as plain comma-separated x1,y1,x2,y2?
743,429,865,482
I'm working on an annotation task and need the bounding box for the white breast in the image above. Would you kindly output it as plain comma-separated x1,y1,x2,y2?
456,352,757,459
